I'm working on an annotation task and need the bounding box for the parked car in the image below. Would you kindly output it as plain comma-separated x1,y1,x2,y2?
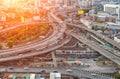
24,67,29,70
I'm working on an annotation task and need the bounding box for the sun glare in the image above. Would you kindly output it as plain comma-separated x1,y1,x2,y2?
3,0,20,8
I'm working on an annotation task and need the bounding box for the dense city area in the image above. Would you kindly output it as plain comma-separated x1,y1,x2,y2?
0,0,120,79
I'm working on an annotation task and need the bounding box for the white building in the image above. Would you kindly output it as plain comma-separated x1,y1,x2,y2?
78,0,93,8
50,73,61,79
104,4,120,19
114,36,120,43
62,0,79,6
61,0,93,8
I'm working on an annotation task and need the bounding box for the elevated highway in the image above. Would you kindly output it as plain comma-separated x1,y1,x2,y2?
66,22,120,51
66,23,120,55
66,31,120,65
56,8,120,50
0,11,67,61
0,7,116,79
0,36,71,62
0,22,68,61
1,67,113,79
50,8,120,65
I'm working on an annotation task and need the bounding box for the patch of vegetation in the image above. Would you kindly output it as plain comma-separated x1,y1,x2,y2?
0,23,51,48
115,74,120,79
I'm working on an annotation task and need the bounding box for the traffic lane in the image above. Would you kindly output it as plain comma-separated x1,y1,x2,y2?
82,35,120,65
67,31,120,65
0,25,57,53
0,26,60,56
0,36,71,62
67,23,120,51
2,67,110,79
80,59,116,73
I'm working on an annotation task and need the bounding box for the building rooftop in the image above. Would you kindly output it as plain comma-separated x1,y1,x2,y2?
104,4,120,7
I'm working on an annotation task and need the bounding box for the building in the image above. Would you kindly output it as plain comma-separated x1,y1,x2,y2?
114,35,120,43
64,0,78,6
104,4,120,19
50,73,61,79
59,0,93,8
95,11,116,22
78,0,94,8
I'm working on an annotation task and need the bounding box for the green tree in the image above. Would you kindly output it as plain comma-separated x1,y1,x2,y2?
92,26,98,30
0,43,2,49
115,74,120,79
101,26,106,32
7,41,14,48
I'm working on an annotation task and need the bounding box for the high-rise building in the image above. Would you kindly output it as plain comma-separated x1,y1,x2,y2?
78,0,93,8
104,4,120,19
62,0,79,6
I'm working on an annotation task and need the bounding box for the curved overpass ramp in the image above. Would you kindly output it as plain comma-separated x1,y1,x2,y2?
56,8,120,50
0,11,69,62
0,36,71,62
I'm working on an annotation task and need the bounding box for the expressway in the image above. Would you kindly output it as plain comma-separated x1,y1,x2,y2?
0,24,57,54
67,23,120,57
56,8,120,51
1,67,113,79
66,30,120,65
52,8,120,65
0,8,70,61
0,7,116,79
0,25,67,60
0,36,71,62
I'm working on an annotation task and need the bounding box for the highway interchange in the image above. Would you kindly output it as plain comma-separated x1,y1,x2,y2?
0,8,119,79
66,23,120,65
0,11,69,61
53,8,120,66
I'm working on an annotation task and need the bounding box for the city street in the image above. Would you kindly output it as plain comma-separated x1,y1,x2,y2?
0,67,113,79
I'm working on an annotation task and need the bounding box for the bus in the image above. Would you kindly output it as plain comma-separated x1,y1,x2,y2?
30,74,35,79
12,75,16,79
26,74,29,79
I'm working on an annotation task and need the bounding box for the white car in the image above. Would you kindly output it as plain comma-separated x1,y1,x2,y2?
66,69,72,72
0,68,7,72
8,67,13,69
24,67,29,70
91,73,96,76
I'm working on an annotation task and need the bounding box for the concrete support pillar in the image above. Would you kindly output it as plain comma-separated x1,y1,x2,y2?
51,51,57,67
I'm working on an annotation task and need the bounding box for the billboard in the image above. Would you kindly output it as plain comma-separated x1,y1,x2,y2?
77,10,84,15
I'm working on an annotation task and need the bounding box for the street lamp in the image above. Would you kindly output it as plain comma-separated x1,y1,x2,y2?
116,7,120,20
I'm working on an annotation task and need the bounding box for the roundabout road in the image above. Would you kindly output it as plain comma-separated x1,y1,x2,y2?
0,10,68,61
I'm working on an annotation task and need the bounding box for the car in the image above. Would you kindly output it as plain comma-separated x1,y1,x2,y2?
0,68,7,72
66,69,72,72
53,70,58,73
91,73,96,76
41,70,46,73
24,67,29,70
8,67,13,70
